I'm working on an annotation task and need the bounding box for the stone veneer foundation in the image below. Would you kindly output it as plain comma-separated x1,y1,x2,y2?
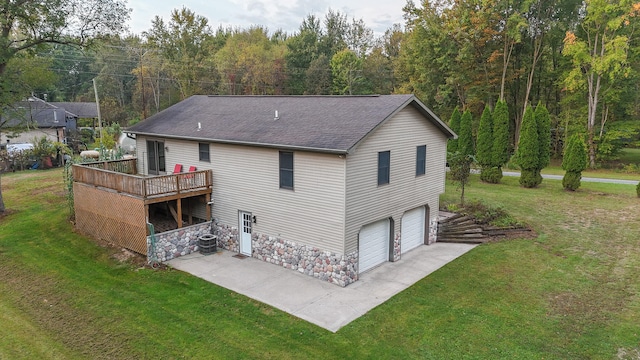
216,224,358,287
147,215,439,287
147,223,211,263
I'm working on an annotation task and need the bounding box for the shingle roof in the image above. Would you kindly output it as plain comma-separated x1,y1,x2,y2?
126,95,455,153
49,102,98,118
2,98,70,128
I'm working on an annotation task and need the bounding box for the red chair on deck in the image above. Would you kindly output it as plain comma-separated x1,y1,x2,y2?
172,164,183,174
185,166,197,179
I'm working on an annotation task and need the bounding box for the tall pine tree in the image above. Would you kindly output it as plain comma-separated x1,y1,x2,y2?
516,105,540,188
477,105,500,183
490,100,510,183
458,110,475,157
534,103,551,186
492,101,510,168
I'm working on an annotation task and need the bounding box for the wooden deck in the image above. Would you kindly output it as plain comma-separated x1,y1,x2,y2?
73,158,213,255
72,159,213,203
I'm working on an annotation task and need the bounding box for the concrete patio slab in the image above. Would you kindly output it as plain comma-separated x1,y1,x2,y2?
166,242,476,332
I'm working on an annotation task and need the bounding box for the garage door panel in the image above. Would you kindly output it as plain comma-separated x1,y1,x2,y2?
359,219,390,273
401,207,425,254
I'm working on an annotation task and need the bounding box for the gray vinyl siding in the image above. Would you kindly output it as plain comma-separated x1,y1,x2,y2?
344,106,449,254
211,144,346,255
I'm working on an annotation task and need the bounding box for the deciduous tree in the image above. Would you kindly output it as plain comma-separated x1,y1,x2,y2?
0,0,129,214
562,0,639,168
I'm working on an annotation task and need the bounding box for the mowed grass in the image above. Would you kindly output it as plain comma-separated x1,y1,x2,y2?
1,169,640,359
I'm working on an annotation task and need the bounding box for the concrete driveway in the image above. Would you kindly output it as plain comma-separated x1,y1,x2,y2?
166,242,476,332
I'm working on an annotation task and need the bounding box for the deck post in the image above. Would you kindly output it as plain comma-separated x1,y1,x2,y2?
176,198,183,228
205,193,211,221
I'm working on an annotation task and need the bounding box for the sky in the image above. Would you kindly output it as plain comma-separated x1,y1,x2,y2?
126,0,407,37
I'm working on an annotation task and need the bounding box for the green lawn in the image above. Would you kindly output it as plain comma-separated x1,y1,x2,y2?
618,148,640,164
1,169,639,359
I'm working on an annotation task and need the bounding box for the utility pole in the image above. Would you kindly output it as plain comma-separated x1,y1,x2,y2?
139,49,147,119
92,78,103,147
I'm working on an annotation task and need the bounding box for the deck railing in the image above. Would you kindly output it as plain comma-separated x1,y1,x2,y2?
73,161,212,198
80,158,138,174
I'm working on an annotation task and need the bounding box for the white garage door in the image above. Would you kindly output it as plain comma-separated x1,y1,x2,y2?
401,206,426,254
359,219,390,273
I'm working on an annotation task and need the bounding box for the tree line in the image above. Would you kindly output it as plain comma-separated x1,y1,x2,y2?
3,1,640,168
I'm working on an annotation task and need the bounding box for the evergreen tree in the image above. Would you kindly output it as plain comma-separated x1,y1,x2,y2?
476,105,493,166
516,105,540,188
458,110,475,157
534,102,551,186
477,105,500,183
562,135,587,191
447,107,461,154
491,101,510,184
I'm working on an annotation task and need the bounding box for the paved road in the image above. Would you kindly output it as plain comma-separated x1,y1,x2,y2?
502,171,639,185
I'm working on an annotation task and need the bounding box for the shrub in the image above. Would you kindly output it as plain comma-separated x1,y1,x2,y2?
519,168,539,188
562,171,582,191
480,166,503,184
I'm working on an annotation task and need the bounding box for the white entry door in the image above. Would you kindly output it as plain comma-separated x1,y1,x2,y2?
239,211,252,256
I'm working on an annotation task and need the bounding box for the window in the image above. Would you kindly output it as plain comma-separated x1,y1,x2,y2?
416,145,426,176
378,151,390,185
199,143,210,162
279,151,294,189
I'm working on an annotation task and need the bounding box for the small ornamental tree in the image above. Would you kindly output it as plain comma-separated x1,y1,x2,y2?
448,151,475,206
516,105,540,188
447,107,462,154
458,110,475,157
562,134,587,191
534,103,551,186
477,105,500,183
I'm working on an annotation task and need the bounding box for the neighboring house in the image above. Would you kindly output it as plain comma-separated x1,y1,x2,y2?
49,102,99,122
73,94,455,287
0,96,84,146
